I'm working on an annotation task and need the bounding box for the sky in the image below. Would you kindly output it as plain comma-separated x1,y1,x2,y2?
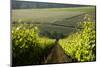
17,0,96,5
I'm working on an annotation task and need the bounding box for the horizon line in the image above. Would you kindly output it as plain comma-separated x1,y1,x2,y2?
15,0,96,6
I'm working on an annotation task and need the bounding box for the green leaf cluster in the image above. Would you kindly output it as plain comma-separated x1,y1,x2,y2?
12,24,55,65
59,21,96,62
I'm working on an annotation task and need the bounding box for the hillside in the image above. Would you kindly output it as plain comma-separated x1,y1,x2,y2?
12,0,93,9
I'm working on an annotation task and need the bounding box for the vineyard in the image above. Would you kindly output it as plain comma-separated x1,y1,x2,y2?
59,21,96,62
12,24,55,65
12,7,96,66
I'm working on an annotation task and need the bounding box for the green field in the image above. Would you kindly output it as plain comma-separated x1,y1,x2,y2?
12,7,96,66
12,7,95,23
12,7,95,36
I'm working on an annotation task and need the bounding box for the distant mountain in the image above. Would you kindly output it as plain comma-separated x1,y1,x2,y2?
12,0,93,9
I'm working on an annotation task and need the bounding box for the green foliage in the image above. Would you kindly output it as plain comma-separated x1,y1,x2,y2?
59,21,96,62
12,24,55,66
12,7,95,37
12,13,96,66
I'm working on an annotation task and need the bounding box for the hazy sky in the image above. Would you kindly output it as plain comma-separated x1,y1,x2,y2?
17,0,96,5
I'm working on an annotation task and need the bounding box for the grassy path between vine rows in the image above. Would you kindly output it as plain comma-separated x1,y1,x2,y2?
44,42,76,64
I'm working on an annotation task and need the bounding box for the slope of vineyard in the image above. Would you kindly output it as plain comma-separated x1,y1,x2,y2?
59,21,96,62
12,19,96,66
12,24,55,66
12,6,96,66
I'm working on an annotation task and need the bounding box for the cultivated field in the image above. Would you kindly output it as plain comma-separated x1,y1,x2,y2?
12,7,95,23
12,6,96,66
12,7,95,36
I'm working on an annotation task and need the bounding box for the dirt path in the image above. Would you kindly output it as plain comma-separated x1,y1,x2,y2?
44,43,73,64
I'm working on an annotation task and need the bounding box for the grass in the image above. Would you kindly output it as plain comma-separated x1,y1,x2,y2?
12,9,83,23
12,7,95,22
